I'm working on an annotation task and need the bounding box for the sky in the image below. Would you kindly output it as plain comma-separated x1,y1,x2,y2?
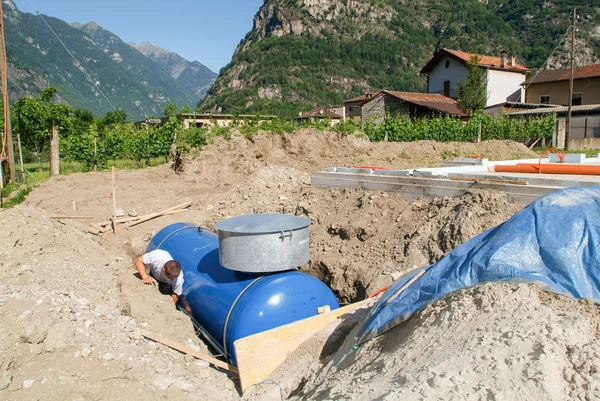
11,0,264,73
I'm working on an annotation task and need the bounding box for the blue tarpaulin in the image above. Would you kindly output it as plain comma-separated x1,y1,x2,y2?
357,186,600,344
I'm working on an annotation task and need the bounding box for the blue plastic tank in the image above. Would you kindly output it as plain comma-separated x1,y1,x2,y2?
147,222,340,365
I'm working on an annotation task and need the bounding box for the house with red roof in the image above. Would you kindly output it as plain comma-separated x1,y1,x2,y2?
522,64,600,106
420,48,530,108
360,90,466,126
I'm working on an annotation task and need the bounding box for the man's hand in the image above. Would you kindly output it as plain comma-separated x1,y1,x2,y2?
135,255,156,286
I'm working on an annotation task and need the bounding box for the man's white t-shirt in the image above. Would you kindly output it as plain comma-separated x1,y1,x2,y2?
142,249,184,295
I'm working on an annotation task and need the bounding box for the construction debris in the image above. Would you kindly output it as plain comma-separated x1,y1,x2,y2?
87,201,192,235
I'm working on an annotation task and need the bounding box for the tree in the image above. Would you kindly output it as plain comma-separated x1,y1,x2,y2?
163,103,178,117
98,109,128,130
12,87,71,170
456,56,488,116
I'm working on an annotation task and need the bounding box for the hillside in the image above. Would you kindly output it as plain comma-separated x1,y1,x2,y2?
131,42,217,98
3,0,206,119
199,0,600,118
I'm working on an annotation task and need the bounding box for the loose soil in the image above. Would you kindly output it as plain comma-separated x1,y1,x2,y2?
3,129,593,400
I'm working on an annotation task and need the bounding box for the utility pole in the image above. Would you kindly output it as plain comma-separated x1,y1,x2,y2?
0,1,15,182
565,7,576,151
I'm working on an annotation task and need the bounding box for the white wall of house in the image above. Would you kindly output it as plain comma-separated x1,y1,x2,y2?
427,56,468,99
486,69,527,107
427,56,526,107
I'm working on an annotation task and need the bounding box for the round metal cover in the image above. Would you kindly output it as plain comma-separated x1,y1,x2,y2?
215,213,311,234
215,213,312,273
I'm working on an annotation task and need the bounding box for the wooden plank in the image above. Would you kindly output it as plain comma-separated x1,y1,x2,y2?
449,176,529,186
234,299,372,392
141,330,238,374
119,201,192,229
50,215,93,220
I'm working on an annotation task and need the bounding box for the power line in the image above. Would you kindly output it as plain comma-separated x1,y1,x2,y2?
25,0,127,123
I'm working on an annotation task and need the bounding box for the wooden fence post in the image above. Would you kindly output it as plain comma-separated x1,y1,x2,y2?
49,125,60,176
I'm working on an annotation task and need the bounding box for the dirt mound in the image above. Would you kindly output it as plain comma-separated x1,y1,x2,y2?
0,207,236,400
293,283,600,401
180,129,538,180
204,168,522,302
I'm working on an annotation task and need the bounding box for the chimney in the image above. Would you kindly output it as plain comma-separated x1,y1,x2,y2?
500,50,507,68
511,55,516,67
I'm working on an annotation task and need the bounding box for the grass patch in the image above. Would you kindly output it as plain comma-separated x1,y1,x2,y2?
1,185,31,208
532,147,600,158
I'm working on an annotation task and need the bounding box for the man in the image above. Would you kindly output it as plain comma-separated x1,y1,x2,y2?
134,249,183,304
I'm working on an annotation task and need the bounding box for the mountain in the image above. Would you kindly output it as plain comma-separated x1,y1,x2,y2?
200,0,600,118
3,0,208,119
131,42,217,98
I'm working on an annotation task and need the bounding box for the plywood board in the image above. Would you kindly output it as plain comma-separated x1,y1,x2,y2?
234,299,372,392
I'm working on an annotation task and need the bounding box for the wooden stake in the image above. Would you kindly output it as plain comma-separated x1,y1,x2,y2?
112,166,117,235
93,137,97,172
49,125,60,176
141,330,238,374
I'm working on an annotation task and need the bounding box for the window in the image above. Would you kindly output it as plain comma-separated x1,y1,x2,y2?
540,95,551,105
572,92,583,106
443,81,450,97
445,60,450,68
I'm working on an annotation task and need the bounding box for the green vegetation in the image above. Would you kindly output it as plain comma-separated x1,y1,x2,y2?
365,113,555,143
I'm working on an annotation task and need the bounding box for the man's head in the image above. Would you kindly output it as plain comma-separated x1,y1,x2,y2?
163,260,181,280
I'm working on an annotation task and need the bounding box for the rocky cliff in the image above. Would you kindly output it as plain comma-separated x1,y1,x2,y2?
200,0,600,118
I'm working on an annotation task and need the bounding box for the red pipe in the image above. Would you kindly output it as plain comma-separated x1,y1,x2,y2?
494,163,600,175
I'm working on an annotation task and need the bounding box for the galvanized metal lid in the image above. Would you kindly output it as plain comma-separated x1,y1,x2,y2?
215,213,311,234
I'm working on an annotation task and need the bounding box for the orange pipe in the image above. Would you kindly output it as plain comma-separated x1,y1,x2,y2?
494,163,600,175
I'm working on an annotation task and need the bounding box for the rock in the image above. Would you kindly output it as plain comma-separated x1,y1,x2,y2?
81,347,93,358
44,320,74,352
184,354,194,363
31,344,44,355
155,361,169,375
20,317,52,344
195,360,210,369
186,339,201,352
23,379,34,389
0,371,12,390
17,310,32,322
173,378,195,392
390,272,403,281
153,375,173,391
102,353,114,361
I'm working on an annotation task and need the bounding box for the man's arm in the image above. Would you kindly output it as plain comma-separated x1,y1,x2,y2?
134,255,157,285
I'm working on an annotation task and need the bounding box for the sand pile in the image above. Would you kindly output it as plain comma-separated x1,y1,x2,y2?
0,207,236,400
291,283,600,401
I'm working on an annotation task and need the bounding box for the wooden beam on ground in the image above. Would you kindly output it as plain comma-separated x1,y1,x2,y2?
234,299,372,393
141,330,238,374
119,201,192,230
50,215,93,220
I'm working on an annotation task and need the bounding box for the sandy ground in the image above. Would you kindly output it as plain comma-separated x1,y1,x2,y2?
3,129,596,400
